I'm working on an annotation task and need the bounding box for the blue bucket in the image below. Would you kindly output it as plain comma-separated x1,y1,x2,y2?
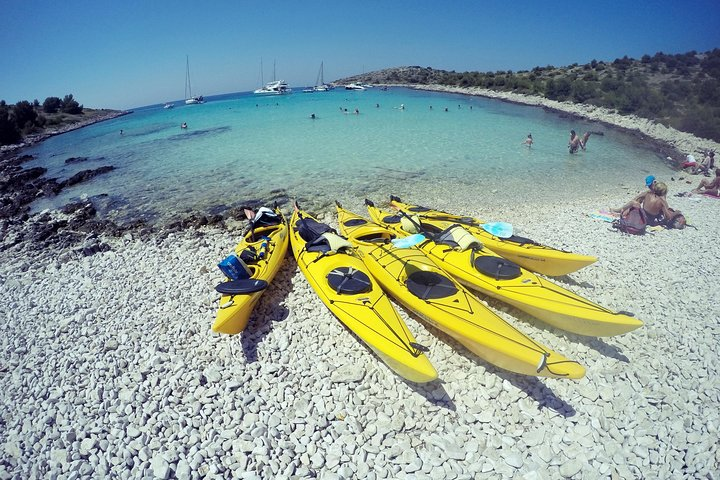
218,254,251,280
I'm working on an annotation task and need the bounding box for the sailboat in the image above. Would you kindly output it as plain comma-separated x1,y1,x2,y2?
254,59,292,95
184,55,204,105
303,61,332,93
313,61,332,92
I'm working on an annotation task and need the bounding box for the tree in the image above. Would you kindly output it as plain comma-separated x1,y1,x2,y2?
62,94,83,114
0,102,21,145
571,80,597,103
11,101,38,133
43,96,63,113
545,77,572,101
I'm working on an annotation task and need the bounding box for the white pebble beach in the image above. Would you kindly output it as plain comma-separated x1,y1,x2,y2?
1,91,719,479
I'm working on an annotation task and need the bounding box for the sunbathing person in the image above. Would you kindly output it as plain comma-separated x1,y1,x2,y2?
692,168,720,196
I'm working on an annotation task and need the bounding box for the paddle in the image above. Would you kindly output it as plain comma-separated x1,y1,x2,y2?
481,221,514,238
390,233,426,249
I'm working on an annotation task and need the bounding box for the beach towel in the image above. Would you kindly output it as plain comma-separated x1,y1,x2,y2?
588,209,620,223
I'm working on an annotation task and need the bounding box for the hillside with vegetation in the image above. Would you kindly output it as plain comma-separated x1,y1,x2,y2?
0,95,123,147
339,49,720,142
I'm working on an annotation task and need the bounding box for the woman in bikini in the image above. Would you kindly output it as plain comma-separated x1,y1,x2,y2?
692,168,720,196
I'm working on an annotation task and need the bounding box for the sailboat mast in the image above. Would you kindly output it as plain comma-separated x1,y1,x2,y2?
185,55,192,99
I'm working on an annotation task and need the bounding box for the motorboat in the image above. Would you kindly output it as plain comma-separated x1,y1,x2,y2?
345,83,366,91
163,102,175,109
254,80,292,95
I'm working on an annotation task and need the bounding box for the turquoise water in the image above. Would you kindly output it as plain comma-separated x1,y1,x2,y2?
26,88,664,224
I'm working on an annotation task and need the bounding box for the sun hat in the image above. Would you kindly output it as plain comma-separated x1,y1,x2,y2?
645,175,656,187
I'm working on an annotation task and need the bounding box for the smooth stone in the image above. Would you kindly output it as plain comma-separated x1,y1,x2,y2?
151,454,170,480
559,459,583,478
330,364,366,383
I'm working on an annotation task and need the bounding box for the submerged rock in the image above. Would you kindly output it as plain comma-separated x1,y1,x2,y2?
61,165,115,188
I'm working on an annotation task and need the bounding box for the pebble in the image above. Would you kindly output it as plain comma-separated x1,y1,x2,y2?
1,189,718,480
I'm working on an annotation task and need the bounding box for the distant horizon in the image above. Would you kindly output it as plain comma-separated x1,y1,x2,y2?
18,48,720,112
2,1,719,110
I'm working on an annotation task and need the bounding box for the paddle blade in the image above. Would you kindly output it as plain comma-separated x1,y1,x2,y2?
391,233,426,248
481,222,514,238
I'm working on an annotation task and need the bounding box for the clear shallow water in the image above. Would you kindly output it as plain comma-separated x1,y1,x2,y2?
26,88,665,224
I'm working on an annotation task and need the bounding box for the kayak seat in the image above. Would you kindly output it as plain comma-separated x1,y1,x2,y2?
297,217,334,242
215,279,268,295
435,225,481,251
307,232,353,254
506,235,539,246
327,267,372,294
357,233,391,244
406,270,458,300
382,214,402,224
408,205,431,212
474,256,522,280
343,218,367,227
238,247,258,264
400,215,420,234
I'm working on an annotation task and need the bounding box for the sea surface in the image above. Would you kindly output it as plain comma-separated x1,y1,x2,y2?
25,87,665,224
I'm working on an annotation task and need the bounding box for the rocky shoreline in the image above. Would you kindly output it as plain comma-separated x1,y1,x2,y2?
405,84,720,163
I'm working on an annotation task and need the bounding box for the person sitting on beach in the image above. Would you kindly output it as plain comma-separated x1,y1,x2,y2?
695,151,715,175
522,134,533,147
568,130,591,153
681,154,697,171
692,168,720,196
612,175,656,213
623,181,674,226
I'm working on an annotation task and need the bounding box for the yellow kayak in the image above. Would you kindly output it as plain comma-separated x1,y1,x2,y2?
213,206,289,335
389,195,597,276
290,204,437,383
337,203,584,379
367,201,643,337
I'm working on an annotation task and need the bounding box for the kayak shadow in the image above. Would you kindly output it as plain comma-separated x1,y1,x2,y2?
448,346,577,417
478,294,631,363
239,261,294,363
492,369,577,417
567,336,630,363
404,381,457,411
409,312,575,417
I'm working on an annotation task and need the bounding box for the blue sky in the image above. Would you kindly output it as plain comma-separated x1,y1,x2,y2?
2,0,719,110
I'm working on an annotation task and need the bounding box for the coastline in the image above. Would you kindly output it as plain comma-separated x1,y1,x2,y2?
1,91,719,478
0,109,131,154
405,83,720,163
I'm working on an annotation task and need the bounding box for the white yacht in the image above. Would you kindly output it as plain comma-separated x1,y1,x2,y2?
345,83,366,91
254,80,292,95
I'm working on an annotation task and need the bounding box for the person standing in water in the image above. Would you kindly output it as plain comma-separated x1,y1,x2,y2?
522,134,533,147
569,130,591,153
